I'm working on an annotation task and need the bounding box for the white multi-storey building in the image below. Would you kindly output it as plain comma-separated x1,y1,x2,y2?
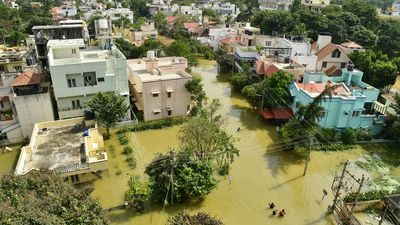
47,38,130,120
84,8,134,23
127,51,192,121
259,0,293,10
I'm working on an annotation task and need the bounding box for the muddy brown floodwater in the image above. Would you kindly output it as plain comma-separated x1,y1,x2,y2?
89,59,398,225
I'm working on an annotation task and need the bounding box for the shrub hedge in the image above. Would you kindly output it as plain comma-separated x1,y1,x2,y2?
344,190,389,202
118,117,188,134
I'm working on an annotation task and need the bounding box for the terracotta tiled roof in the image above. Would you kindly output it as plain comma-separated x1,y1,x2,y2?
264,64,279,77
166,16,176,23
324,65,339,76
297,82,349,95
0,96,9,101
341,41,363,49
183,22,199,30
311,41,318,51
220,36,240,45
314,43,348,61
11,71,41,87
261,108,294,120
255,60,279,77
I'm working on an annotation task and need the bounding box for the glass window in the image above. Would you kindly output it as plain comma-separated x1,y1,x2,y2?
331,49,341,58
322,62,327,68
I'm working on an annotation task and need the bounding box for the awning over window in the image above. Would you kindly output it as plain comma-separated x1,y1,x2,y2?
166,89,174,92
151,91,160,94
152,109,161,113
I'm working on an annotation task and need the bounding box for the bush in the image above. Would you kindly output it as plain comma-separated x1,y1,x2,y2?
109,145,116,157
341,128,357,144
117,117,188,134
118,133,129,145
355,129,373,141
319,144,353,151
123,146,134,155
126,155,137,169
344,190,389,202
316,128,338,143
218,163,230,176
115,169,122,176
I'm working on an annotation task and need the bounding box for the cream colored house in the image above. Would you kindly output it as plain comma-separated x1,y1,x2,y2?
312,35,351,75
127,51,192,121
131,21,159,45
15,117,108,184
302,0,330,11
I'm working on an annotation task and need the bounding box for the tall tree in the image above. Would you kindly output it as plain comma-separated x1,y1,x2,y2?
0,170,108,224
145,151,217,204
127,0,150,18
124,175,151,212
87,92,129,134
178,99,239,167
350,50,398,88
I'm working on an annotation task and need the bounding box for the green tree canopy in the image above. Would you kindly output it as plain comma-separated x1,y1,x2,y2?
350,50,398,88
124,175,151,212
145,151,217,204
178,99,239,167
127,0,150,18
165,39,198,66
87,92,129,133
154,12,167,33
241,70,293,110
0,170,107,224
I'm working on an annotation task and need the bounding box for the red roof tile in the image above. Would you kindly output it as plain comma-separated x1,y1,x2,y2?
261,108,294,120
11,71,41,87
314,43,348,61
264,64,279,77
220,36,240,45
297,82,349,95
166,16,176,23
184,22,199,30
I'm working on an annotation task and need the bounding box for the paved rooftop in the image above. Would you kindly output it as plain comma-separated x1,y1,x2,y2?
23,124,86,172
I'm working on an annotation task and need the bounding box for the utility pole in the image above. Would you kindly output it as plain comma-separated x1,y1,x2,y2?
328,160,349,214
303,136,312,176
379,202,388,225
349,174,365,216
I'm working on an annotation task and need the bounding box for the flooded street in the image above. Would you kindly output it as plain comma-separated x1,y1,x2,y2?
90,59,400,225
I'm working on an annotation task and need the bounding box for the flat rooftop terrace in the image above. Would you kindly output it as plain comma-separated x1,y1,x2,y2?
22,124,86,173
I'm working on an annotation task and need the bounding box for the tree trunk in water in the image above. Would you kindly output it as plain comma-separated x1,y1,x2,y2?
106,127,110,134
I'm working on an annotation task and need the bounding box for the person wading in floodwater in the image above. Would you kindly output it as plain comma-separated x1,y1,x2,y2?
322,189,328,200
237,127,241,132
269,202,275,209
228,175,232,184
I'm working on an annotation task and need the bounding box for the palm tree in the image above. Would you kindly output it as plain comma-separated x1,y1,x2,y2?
296,84,336,133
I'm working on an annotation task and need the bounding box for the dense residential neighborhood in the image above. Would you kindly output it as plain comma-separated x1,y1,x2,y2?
0,0,400,224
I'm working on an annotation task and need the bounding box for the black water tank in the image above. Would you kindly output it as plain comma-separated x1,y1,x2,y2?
84,110,95,120
347,63,354,71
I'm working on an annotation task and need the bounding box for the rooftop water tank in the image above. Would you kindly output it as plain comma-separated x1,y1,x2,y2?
147,50,155,59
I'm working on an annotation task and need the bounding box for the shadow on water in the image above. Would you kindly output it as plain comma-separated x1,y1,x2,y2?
264,149,305,178
268,175,303,190
107,199,204,224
